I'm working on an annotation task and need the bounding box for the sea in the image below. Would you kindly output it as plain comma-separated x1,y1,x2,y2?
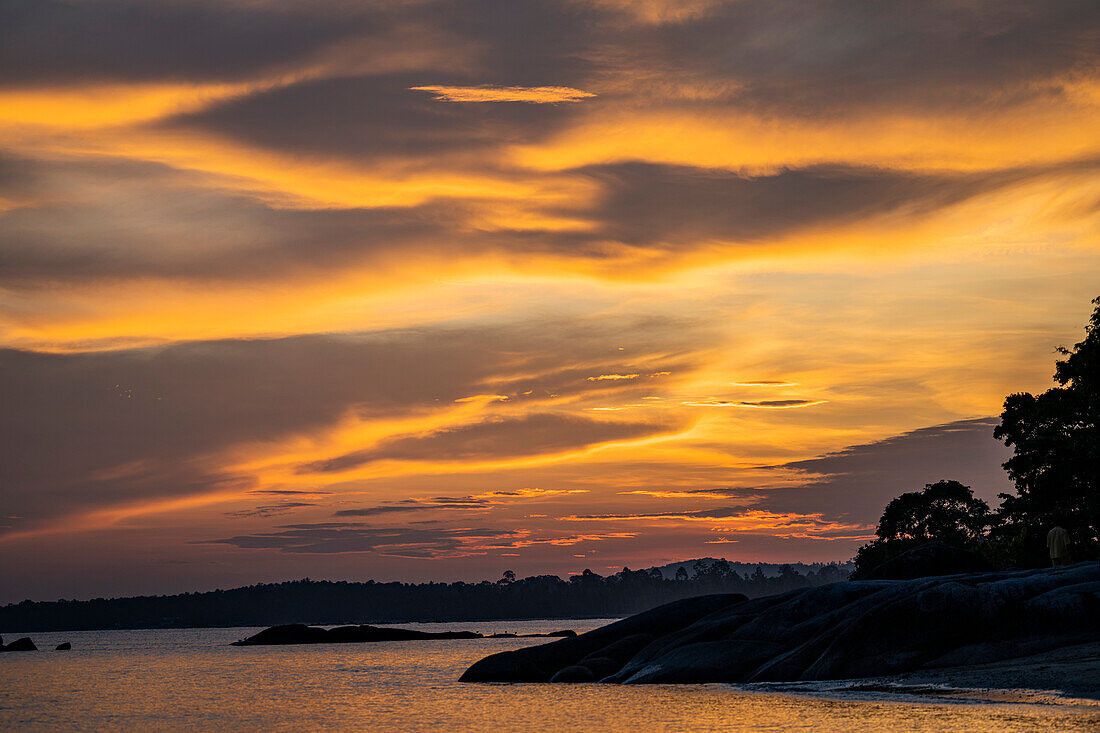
2,618,1098,731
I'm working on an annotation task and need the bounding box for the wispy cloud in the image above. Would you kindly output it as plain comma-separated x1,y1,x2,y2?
619,488,760,500
409,85,596,103
563,508,870,539
201,523,633,556
333,488,589,517
682,399,826,409
224,502,317,518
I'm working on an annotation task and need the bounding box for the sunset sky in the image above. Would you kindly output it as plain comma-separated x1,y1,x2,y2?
2,0,1098,602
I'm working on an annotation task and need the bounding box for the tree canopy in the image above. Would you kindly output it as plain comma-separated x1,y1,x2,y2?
853,480,990,576
994,296,1100,546
856,297,1099,576
875,480,991,545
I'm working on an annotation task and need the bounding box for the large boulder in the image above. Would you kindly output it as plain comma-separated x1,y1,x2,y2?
459,594,747,682
461,564,1100,685
577,656,620,679
862,542,992,580
549,665,596,683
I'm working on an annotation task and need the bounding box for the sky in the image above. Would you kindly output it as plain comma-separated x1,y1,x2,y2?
1,0,1098,603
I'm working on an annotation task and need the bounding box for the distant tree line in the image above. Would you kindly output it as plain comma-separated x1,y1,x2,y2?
854,296,1100,576
0,560,850,633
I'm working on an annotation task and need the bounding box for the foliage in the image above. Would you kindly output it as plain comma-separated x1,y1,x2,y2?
875,480,992,544
0,560,852,633
993,296,1100,561
852,480,991,578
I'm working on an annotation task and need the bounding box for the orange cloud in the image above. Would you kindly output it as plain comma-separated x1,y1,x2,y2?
409,85,596,103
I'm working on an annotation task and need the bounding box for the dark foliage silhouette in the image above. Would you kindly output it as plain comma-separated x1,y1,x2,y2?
0,561,850,633
852,480,991,577
855,296,1100,575
993,296,1100,564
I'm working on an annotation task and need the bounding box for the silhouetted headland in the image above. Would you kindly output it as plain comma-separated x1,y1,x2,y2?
461,563,1100,699
231,624,575,645
0,560,849,633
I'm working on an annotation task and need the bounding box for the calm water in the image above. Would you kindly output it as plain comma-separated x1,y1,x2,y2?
2,619,1098,731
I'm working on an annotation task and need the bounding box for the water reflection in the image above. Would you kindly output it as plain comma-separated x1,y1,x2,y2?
2,621,1098,732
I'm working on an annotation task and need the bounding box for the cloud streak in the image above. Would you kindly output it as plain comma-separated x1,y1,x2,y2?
298,413,685,474
410,85,596,103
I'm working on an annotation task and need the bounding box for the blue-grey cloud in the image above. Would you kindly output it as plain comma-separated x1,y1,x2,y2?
762,417,1013,523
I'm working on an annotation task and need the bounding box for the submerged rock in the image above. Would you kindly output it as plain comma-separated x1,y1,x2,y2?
232,623,482,646
461,564,1100,685
1,637,37,652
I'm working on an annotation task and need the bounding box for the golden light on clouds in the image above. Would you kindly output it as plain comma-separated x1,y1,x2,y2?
1,0,1098,599
409,85,596,103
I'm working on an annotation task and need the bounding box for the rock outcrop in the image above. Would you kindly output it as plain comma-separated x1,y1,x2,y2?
459,593,747,682
0,637,38,652
232,624,482,646
461,564,1100,685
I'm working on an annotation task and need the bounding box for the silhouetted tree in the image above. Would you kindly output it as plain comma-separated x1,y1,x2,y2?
994,296,1100,562
853,480,991,576
878,480,991,544
674,567,689,581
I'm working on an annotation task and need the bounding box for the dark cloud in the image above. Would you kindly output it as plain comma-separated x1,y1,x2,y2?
433,0,608,86
569,506,770,521
169,72,583,160
224,502,317,519
247,489,331,496
300,412,684,473
568,162,1048,248
0,0,376,87
762,417,1013,523
5,0,1095,119
658,0,1100,113
333,502,485,517
0,154,477,286
0,0,614,90
7,153,1084,289
621,488,757,498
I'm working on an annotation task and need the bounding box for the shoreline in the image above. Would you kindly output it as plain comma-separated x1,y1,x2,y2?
737,641,1100,705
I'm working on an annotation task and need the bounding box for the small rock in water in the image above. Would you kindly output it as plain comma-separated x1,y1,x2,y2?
56,642,72,650
1,637,38,652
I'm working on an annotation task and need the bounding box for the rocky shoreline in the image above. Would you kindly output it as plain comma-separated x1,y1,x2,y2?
461,563,1100,697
